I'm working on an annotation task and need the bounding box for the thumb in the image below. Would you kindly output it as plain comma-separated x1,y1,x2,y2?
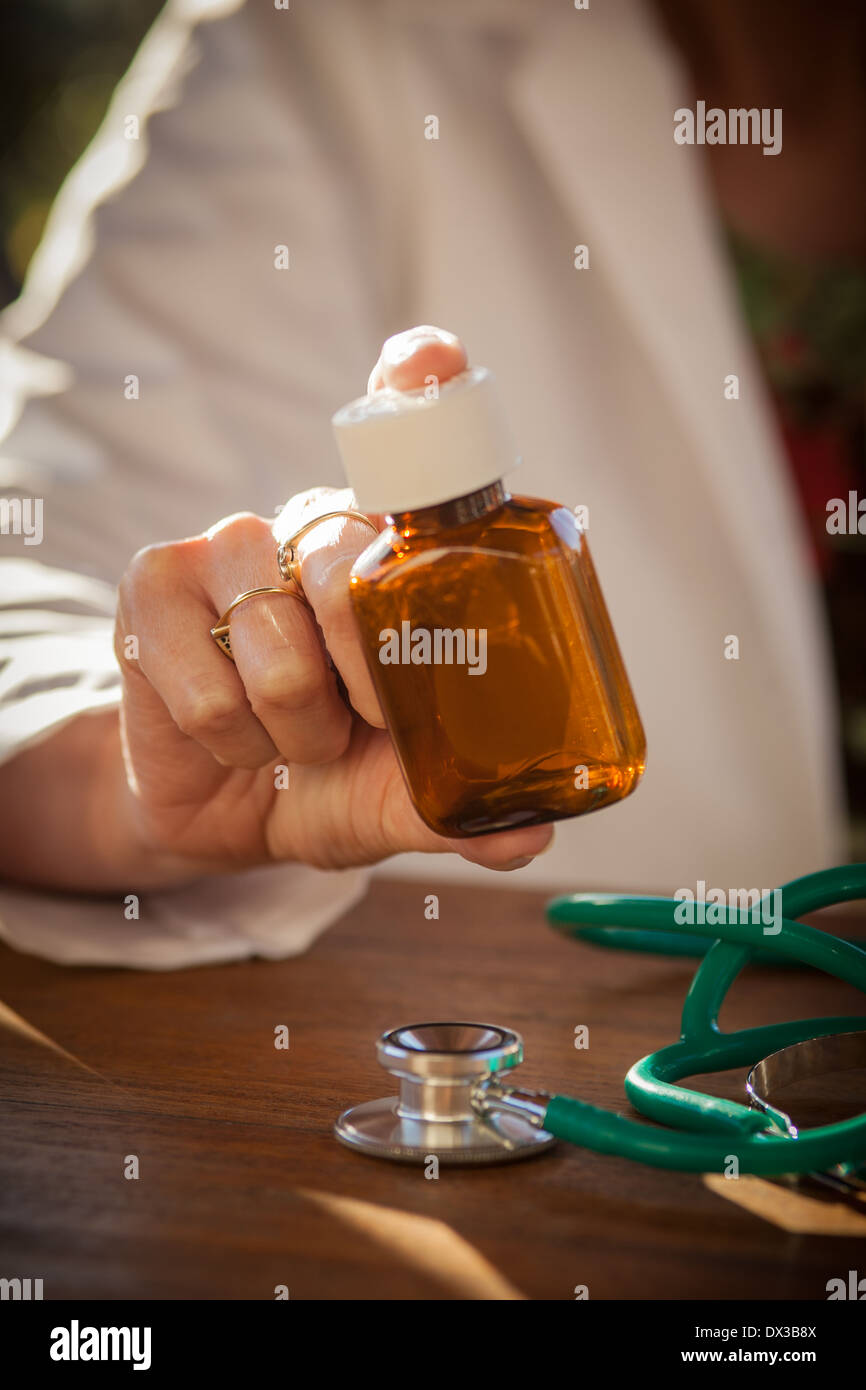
367,324,468,394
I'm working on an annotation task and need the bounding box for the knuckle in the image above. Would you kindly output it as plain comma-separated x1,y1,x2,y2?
175,687,243,741
212,511,271,548
120,542,178,600
274,487,354,544
245,656,326,715
117,543,188,666
294,487,342,511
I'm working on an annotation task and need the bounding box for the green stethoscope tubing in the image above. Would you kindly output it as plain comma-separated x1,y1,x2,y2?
542,864,866,1174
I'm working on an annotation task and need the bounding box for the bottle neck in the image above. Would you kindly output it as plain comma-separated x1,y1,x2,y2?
387,481,507,537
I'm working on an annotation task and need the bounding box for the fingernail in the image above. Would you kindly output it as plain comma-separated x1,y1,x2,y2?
382,325,458,367
502,855,535,871
382,329,439,367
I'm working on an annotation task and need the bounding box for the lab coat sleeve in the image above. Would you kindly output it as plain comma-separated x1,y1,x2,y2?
0,0,381,966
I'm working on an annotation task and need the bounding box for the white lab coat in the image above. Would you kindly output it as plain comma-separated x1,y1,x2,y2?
0,0,842,967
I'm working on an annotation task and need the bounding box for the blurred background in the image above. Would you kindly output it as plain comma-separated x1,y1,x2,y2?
0,0,864,871
1,0,162,308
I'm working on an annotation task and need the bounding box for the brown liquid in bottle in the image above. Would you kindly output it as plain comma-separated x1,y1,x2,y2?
350,481,646,838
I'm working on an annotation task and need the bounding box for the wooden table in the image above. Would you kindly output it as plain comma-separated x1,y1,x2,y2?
1,877,864,1301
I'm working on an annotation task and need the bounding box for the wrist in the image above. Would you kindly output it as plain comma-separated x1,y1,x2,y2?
0,709,203,892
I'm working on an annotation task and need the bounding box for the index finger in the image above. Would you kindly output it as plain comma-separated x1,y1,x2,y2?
277,329,470,724
273,488,385,726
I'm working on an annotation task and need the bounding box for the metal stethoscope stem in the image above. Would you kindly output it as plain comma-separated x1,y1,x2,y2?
471,1078,551,1130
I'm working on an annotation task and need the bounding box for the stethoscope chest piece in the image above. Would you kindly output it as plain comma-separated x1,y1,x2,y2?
335,1022,557,1165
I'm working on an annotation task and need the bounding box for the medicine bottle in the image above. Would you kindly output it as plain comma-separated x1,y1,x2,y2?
332,367,645,839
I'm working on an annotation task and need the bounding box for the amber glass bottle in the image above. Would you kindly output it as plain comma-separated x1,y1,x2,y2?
332,368,645,839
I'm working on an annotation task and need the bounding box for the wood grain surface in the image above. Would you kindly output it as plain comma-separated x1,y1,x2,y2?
0,876,864,1300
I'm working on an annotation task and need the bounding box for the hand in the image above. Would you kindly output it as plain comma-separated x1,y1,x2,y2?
113,326,554,879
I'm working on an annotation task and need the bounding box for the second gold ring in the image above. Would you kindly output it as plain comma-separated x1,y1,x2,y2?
277,508,378,593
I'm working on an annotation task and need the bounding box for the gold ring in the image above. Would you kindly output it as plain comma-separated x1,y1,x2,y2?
210,586,307,662
276,508,377,592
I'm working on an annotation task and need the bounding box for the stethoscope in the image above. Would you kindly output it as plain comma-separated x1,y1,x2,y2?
335,865,866,1182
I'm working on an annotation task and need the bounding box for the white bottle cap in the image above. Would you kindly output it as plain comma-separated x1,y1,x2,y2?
331,366,519,514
